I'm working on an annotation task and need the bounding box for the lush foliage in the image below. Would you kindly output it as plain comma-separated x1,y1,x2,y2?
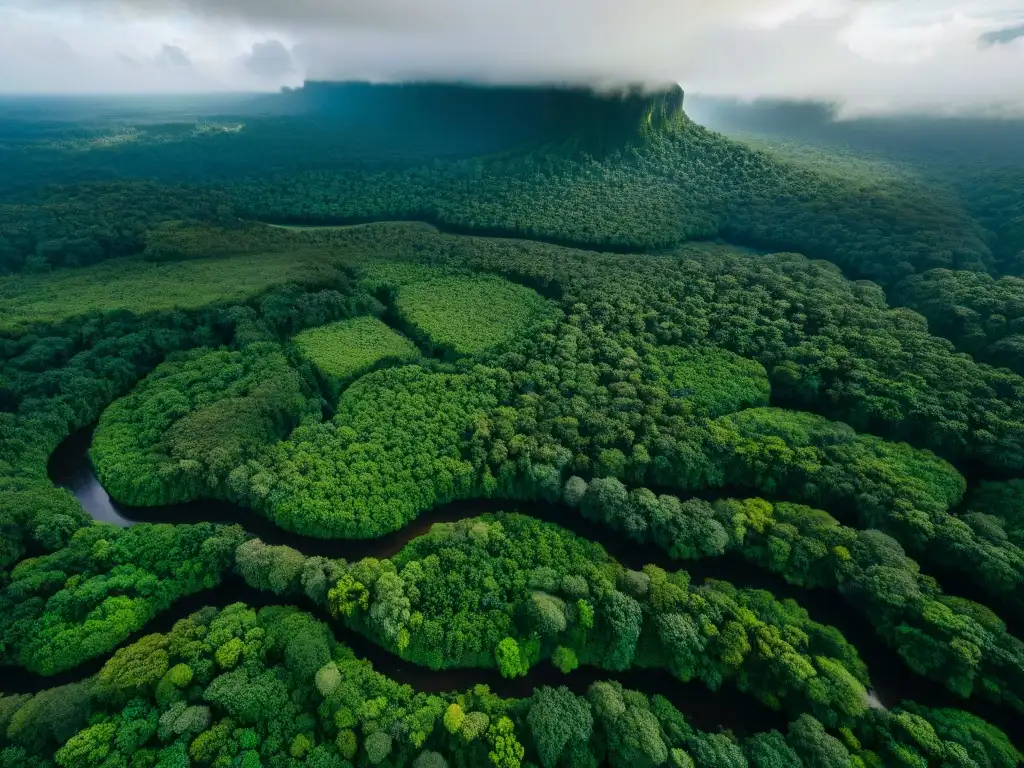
58,222,1024,670
217,109,991,291
569,478,1024,708
0,250,346,333
235,518,876,729
6,603,1016,768
644,345,770,419
3,85,1024,767
965,481,1024,550
91,344,306,506
894,268,1024,373
392,276,558,357
235,365,506,538
0,522,245,675
293,317,420,395
254,512,878,727
0,182,234,274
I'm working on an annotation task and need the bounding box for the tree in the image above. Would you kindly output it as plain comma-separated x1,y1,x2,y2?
530,592,568,636
336,730,358,761
787,715,852,768
552,646,579,674
444,704,466,734
54,722,116,768
605,703,669,768
745,731,802,768
488,716,525,768
528,687,594,768
598,591,643,670
462,712,491,742
415,751,449,768
315,663,342,697
365,731,393,764
97,635,170,698
496,638,529,678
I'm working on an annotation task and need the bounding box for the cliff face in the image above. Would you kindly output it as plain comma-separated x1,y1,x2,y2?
281,81,686,154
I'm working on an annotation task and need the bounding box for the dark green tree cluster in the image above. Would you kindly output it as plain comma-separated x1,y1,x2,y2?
211,104,991,291
91,344,307,506
140,221,291,263
1,603,1019,768
569,478,1024,710
893,268,1024,373
0,305,239,582
937,165,1024,274
235,513,874,728
0,480,89,577
965,481,1024,552
233,365,508,538
0,522,245,675
702,408,1024,594
0,182,235,274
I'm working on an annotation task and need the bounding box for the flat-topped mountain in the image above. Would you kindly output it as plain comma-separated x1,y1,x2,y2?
273,80,686,154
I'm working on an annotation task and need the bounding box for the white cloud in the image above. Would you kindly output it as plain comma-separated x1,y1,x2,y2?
0,0,1022,115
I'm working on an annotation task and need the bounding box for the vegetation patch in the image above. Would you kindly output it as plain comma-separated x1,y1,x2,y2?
707,407,967,544
10,601,1011,768
293,316,420,393
646,345,770,418
232,365,506,538
569,478,1024,707
0,522,244,675
91,344,306,506
242,511,873,726
0,251,341,331
966,480,1024,550
359,259,461,291
393,275,557,356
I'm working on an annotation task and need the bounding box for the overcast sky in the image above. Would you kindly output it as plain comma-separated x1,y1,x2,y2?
1,0,1023,115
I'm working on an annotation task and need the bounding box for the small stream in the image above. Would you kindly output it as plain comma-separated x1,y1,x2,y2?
22,427,1021,741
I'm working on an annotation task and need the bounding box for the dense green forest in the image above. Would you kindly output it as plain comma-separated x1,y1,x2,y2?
5,602,1019,768
2,83,1024,767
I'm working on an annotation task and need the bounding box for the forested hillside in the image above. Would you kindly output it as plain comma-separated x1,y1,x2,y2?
1,84,1023,768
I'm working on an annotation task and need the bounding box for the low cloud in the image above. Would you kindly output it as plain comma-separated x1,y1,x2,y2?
156,43,191,68
1,0,1023,115
979,24,1024,46
243,40,294,80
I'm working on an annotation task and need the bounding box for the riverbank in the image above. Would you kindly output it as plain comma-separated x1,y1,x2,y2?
45,425,1024,743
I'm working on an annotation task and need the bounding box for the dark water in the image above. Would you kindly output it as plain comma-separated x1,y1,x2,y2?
29,427,1023,741
47,425,508,561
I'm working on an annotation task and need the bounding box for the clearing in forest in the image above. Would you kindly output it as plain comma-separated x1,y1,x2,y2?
293,316,421,384
394,275,556,356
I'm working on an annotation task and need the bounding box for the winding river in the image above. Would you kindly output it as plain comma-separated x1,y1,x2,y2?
11,426,1018,741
